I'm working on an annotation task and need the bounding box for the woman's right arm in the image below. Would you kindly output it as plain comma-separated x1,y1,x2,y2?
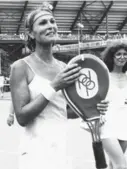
10,60,50,127
10,60,81,127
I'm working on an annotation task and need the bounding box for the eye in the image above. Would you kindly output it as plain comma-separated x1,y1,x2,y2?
116,52,121,56
115,53,121,59
124,53,127,58
39,20,47,25
50,18,56,24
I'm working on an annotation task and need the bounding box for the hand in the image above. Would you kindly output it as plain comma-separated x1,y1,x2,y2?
97,100,109,115
7,114,14,126
99,115,106,126
51,63,81,91
80,120,90,132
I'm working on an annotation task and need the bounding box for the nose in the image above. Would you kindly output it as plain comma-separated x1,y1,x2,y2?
121,54,124,59
47,21,54,29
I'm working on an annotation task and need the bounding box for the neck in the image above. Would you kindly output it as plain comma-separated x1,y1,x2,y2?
112,65,123,74
35,43,53,62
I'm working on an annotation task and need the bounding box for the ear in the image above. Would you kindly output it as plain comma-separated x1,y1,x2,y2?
28,32,35,40
25,28,35,40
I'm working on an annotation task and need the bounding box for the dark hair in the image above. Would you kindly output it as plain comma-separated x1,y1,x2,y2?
24,2,53,51
101,40,127,72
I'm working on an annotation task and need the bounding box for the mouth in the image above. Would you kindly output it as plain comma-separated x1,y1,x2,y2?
118,61,126,65
46,32,55,36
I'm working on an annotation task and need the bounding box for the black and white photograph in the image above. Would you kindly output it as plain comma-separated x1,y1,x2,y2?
0,1,127,169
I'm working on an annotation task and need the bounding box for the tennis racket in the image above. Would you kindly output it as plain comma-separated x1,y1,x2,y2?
63,53,109,169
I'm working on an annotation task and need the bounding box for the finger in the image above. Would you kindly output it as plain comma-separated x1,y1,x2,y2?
64,66,81,77
64,78,79,85
97,106,108,112
100,100,109,104
64,64,79,73
64,72,80,81
97,107,108,111
100,115,106,121
97,103,108,108
99,119,104,126
100,112,106,115
63,78,79,87
98,109,106,115
99,120,105,126
99,115,106,125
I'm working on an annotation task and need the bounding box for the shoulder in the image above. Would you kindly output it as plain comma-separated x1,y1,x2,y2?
10,57,30,80
11,59,23,70
11,56,30,72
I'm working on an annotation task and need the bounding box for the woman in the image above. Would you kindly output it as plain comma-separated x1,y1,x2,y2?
10,3,108,169
101,41,127,169
0,75,4,98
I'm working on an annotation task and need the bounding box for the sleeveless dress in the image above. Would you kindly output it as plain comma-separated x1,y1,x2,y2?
18,58,73,169
100,72,127,141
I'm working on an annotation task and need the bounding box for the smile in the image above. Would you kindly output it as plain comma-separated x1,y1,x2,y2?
46,32,55,36
118,61,126,64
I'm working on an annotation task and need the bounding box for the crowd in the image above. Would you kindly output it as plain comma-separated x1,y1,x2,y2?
59,33,127,41
1,28,127,42
0,75,10,97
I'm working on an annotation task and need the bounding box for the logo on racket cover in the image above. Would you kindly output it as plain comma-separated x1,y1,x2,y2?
75,68,98,99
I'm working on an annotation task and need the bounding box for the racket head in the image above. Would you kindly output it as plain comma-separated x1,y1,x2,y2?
63,54,109,121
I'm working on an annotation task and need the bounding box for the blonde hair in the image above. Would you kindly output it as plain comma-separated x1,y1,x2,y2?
24,2,53,51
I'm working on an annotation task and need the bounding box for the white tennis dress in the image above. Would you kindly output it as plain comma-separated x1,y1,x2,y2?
18,59,73,169
100,72,127,140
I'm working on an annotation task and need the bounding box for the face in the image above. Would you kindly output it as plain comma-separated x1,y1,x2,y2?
114,48,127,67
31,11,58,44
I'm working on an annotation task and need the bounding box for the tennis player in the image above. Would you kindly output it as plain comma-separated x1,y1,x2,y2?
10,2,108,169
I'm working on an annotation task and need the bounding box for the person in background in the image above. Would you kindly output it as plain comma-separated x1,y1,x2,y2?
0,74,4,98
7,102,14,126
10,2,108,169
100,41,127,169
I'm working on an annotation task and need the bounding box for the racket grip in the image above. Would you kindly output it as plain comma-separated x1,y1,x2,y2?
92,141,107,169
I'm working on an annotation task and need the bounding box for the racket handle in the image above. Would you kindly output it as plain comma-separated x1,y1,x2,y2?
92,141,107,169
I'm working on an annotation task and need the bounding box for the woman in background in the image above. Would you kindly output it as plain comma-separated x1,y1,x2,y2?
0,75,4,98
101,41,127,169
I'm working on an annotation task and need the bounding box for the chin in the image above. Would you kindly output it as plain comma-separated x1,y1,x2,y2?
116,63,125,67
44,37,57,44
